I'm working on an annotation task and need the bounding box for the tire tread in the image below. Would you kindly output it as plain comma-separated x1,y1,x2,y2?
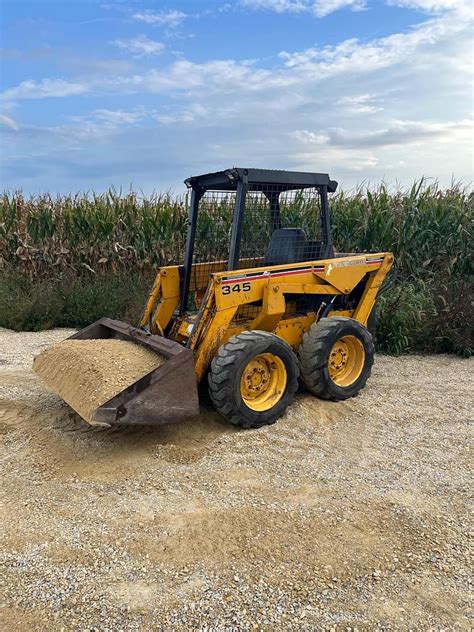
208,330,299,429
298,317,374,401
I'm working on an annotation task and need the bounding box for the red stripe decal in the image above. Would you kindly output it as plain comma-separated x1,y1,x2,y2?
221,258,382,286
222,267,316,286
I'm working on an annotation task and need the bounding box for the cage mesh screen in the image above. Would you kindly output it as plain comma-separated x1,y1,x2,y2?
188,184,324,314
279,187,322,239
193,191,233,264
190,190,234,294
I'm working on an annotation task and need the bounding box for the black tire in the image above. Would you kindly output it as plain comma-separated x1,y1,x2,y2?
208,330,299,429
299,317,374,401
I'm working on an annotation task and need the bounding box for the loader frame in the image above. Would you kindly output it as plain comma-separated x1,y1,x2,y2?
141,252,393,382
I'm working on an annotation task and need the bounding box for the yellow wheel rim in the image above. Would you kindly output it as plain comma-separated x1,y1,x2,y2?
328,335,365,387
240,353,287,412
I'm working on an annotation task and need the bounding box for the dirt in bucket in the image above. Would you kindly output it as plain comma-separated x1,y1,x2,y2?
33,338,165,424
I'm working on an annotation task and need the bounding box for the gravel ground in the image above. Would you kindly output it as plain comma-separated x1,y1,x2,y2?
0,328,472,630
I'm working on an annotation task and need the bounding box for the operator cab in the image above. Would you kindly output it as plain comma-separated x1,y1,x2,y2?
182,167,338,313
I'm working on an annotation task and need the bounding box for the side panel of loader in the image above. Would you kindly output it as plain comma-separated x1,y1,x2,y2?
186,252,393,381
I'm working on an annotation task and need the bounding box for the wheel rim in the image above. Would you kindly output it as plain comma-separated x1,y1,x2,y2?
240,353,287,412
328,335,365,387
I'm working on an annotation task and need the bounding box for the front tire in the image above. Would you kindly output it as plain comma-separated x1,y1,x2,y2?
299,317,374,401
208,331,299,429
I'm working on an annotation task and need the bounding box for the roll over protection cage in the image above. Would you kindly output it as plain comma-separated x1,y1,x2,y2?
181,168,338,315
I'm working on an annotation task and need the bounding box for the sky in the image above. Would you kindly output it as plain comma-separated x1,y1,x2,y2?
0,0,473,194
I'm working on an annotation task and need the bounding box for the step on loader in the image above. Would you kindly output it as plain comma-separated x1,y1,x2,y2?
34,168,394,429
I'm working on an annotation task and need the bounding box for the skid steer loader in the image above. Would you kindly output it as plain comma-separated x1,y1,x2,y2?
34,168,394,429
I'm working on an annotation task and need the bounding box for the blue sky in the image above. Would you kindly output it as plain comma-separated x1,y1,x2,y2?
1,0,473,194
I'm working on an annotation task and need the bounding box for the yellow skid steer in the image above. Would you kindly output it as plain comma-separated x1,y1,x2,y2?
34,168,394,429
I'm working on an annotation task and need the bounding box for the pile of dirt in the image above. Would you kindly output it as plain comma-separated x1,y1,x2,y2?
33,339,164,424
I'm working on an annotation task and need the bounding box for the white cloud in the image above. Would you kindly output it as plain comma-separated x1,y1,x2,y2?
131,9,187,27
312,0,367,16
290,129,330,144
240,0,310,12
112,35,165,57
104,58,277,96
0,113,19,130
1,78,89,101
345,119,474,147
287,118,473,177
4,8,470,102
155,103,210,125
278,13,467,75
389,0,473,17
240,0,367,17
292,119,473,149
155,102,246,125
53,109,146,143
337,94,383,113
289,129,380,171
242,0,471,17
93,109,144,125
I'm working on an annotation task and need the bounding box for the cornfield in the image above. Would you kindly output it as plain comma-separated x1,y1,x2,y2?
1,181,472,355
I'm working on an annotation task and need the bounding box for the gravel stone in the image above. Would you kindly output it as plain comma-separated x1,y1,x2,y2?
0,327,472,630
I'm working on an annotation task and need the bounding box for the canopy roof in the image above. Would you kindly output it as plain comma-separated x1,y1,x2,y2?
184,167,338,193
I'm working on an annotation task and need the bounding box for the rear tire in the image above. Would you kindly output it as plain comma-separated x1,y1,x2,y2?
208,331,299,429
299,317,374,401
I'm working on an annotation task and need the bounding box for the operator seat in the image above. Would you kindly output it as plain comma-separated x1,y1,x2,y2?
264,228,307,266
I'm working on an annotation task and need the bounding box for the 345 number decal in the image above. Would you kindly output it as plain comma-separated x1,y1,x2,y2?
222,282,251,295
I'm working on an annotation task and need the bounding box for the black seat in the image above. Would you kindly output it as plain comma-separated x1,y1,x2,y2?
264,228,307,266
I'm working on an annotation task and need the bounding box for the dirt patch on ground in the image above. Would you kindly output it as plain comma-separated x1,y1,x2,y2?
0,327,472,630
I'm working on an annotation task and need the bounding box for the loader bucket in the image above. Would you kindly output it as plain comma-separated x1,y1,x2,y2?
33,318,200,427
